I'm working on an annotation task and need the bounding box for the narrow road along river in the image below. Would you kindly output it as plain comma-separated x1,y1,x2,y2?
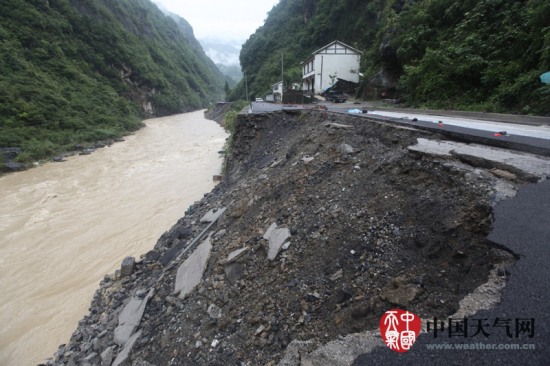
0,111,227,366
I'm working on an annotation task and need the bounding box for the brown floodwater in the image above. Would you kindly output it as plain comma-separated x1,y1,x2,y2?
0,111,227,365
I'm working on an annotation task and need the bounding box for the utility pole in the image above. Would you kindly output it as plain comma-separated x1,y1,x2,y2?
281,51,284,104
244,72,251,113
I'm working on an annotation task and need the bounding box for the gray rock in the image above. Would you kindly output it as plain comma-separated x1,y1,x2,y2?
381,277,420,307
0,147,21,160
120,256,135,277
112,330,142,366
175,237,212,299
225,262,244,284
54,345,66,362
330,269,343,281
100,346,114,366
207,304,223,319
92,337,105,352
114,288,154,346
2,161,25,172
80,342,93,353
337,143,354,154
263,223,291,261
83,352,98,362
200,207,227,223
490,168,517,180
215,229,227,238
323,122,354,130
79,148,96,155
277,340,317,366
263,223,278,240
226,247,249,263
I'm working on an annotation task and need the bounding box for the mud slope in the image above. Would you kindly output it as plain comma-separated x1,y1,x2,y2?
49,110,522,365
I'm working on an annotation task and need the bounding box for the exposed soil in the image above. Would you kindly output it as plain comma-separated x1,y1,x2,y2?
49,110,521,366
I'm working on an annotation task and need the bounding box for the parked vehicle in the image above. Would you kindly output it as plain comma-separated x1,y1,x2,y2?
255,98,264,102
325,91,347,103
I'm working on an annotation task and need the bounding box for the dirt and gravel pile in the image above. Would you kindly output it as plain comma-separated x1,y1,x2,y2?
48,110,523,366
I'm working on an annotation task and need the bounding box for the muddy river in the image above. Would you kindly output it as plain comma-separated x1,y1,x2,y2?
0,111,227,365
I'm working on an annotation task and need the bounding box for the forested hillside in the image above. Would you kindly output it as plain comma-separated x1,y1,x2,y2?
232,0,550,116
0,0,224,164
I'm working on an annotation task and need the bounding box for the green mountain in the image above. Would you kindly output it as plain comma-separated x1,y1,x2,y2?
232,0,550,116
0,0,224,164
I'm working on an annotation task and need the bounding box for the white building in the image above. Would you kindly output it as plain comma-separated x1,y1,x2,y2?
301,40,362,95
272,81,283,102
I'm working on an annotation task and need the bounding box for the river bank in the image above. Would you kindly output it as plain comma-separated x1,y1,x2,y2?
0,110,226,366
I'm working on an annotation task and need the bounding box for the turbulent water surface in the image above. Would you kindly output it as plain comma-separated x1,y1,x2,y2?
0,111,227,365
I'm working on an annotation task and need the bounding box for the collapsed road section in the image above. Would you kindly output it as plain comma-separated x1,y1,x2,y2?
48,109,550,365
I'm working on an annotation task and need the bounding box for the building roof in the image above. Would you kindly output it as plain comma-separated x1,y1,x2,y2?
311,40,363,56
300,40,362,64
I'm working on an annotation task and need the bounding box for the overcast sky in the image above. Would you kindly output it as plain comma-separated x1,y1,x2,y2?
154,0,279,42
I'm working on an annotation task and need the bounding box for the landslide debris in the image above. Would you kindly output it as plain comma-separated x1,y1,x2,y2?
49,110,521,366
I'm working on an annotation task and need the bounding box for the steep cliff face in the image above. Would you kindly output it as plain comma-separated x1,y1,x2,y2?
0,0,224,164
65,0,225,115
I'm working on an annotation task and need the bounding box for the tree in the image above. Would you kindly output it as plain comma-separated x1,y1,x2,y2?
224,81,231,101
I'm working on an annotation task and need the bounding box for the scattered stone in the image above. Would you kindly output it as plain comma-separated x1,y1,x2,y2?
120,256,135,277
175,237,212,299
79,148,96,155
158,241,188,266
200,207,227,223
263,223,291,261
324,122,354,130
2,161,25,172
112,330,142,366
114,288,154,346
381,277,420,307
330,269,343,281
207,304,223,319
490,168,517,180
83,352,98,362
263,223,278,240
226,247,249,263
100,346,114,366
337,143,354,154
255,325,265,336
224,262,244,284
277,340,317,366
143,250,160,263
0,147,21,160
